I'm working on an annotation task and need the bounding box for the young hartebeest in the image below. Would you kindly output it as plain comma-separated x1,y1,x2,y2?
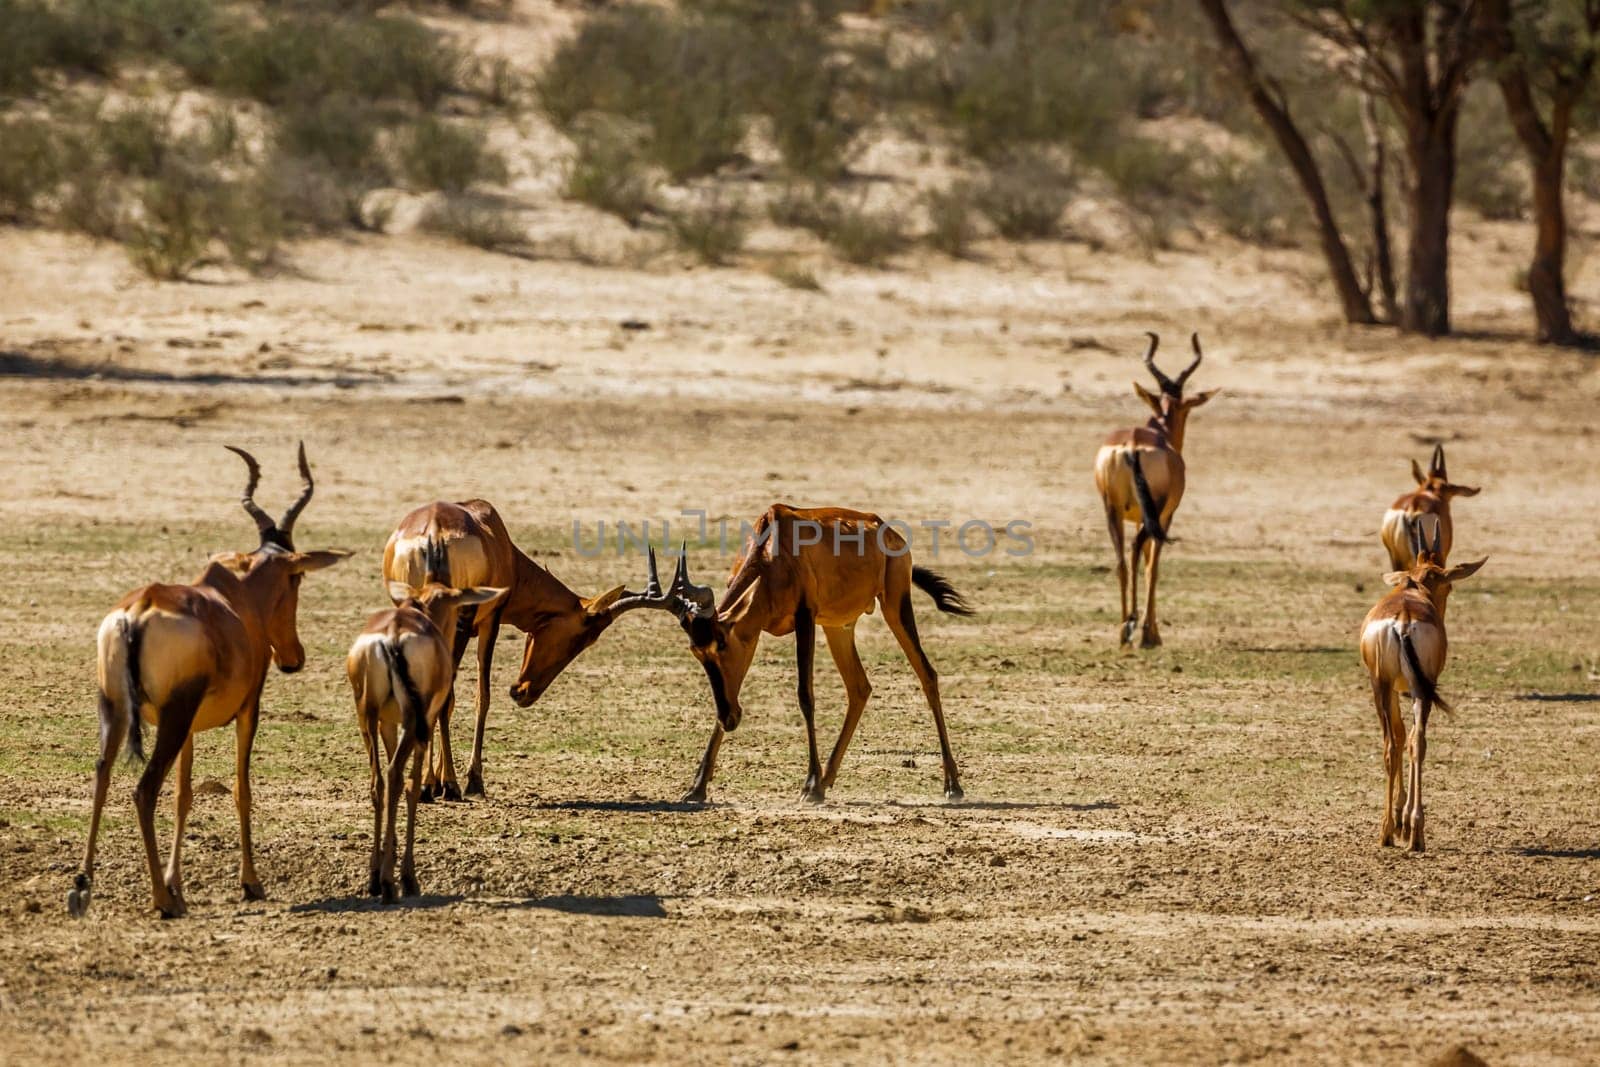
382,500,643,800
1380,444,1480,571
1360,520,1485,852
634,505,973,804
1093,333,1219,648
69,444,349,919
348,580,506,902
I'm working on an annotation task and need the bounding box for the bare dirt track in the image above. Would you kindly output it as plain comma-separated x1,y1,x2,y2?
2,217,1599,1066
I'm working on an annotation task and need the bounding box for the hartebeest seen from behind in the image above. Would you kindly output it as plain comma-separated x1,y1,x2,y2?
382,500,650,800
633,505,973,804
347,578,506,902
1093,333,1219,647
1380,444,1480,571
1360,521,1485,852
70,444,349,919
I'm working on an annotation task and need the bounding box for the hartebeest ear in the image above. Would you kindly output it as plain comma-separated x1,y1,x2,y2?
581,585,628,617
289,549,352,574
1381,570,1410,587
1445,557,1487,583
1184,388,1220,409
1132,381,1162,415
386,580,418,605
1447,483,1480,498
448,586,509,611
1411,458,1427,485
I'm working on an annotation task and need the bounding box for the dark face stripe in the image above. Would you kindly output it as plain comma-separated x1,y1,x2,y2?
701,660,732,722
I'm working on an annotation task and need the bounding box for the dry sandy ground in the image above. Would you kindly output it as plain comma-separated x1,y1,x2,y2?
1,198,1599,1067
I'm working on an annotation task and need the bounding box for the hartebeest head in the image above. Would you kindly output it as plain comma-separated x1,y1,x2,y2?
1130,333,1219,452
211,443,348,673
1409,444,1480,503
614,548,746,730
1383,521,1486,621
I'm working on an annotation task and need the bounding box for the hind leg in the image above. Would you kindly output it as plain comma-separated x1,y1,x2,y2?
794,606,825,804
163,737,195,909
401,732,425,897
1374,681,1400,847
1104,507,1135,645
1405,697,1430,852
1140,538,1164,648
134,693,201,918
68,694,129,917
883,586,963,801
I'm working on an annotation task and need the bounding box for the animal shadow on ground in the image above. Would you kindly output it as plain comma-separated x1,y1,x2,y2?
1513,847,1600,860
290,893,669,917
1515,692,1600,703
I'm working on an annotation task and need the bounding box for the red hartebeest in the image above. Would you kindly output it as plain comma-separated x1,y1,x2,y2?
633,505,972,805
1360,521,1485,852
1093,333,1219,648
1380,444,1480,571
69,444,349,919
348,581,506,902
382,500,653,800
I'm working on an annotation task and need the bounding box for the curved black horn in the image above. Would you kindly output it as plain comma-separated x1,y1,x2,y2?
1431,518,1443,560
278,440,314,533
1142,332,1176,393
1176,333,1204,387
1430,443,1446,480
224,445,276,537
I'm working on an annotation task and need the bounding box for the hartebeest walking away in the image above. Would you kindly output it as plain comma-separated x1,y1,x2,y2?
348,579,506,902
1380,444,1480,571
632,505,972,804
1093,333,1219,647
382,499,656,800
1360,521,1485,852
69,444,349,919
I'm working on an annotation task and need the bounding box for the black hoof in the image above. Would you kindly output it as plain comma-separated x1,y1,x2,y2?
440,781,463,802
67,874,91,918
679,787,709,804
418,784,436,804
800,785,826,805
945,784,965,803
465,775,485,798
241,882,266,902
367,874,383,897
381,881,398,905
401,873,420,897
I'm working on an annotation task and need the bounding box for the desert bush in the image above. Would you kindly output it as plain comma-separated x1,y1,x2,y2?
125,161,281,279
397,116,506,192
974,152,1074,239
276,94,385,178
95,100,174,178
260,154,356,232
765,257,823,291
562,118,656,225
817,197,909,267
752,17,867,181
666,191,747,265
0,116,63,220
767,182,833,234
1456,85,1527,221
1203,153,1302,246
923,183,979,257
423,197,525,251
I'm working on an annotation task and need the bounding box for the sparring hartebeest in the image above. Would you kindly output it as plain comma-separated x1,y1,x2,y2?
633,505,973,805
1359,520,1485,852
382,500,644,800
1093,333,1219,648
1380,444,1480,571
348,580,506,902
69,444,349,919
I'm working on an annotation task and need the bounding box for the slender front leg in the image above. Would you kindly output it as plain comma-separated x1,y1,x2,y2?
433,613,474,802
681,724,725,803
795,606,823,804
1406,697,1430,852
235,700,266,901
68,695,129,917
820,625,872,791
465,605,503,798
163,736,195,908
1140,538,1163,648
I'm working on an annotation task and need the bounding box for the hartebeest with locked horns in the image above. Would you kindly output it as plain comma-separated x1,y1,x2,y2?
1360,520,1485,852
69,444,349,919
382,500,656,800
348,580,506,902
1093,333,1219,648
1380,444,1480,572
630,505,973,804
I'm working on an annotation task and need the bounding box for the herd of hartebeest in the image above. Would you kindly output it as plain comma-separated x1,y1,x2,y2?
66,333,1483,918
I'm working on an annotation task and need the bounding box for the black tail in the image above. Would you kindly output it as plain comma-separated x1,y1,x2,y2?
912,566,975,616
119,617,147,765
1398,628,1452,715
381,638,431,743
1125,451,1169,544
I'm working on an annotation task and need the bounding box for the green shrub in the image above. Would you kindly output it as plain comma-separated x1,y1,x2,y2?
767,182,833,234
923,183,979,257
666,191,747,265
818,197,908,267
423,197,525,251
766,257,823,291
974,153,1074,239
0,116,63,220
1203,154,1301,246
260,154,355,233
562,118,656,225
125,161,282,280
397,116,506,192
96,100,173,178
277,94,385,178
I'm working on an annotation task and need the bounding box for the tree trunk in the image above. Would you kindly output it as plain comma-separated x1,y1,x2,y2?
1401,112,1457,337
1361,90,1400,323
1197,0,1376,325
1526,145,1575,344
